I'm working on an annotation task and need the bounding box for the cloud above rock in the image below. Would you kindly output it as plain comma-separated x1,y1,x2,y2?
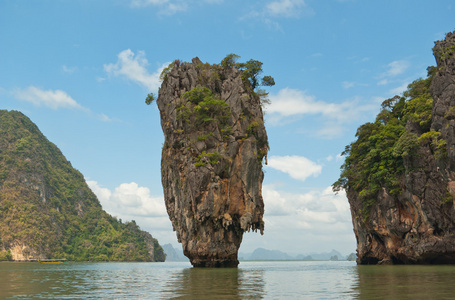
104,49,167,91
12,86,86,111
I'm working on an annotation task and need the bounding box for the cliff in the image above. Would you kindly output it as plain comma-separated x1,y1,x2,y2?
334,31,455,264
156,56,271,267
0,110,165,262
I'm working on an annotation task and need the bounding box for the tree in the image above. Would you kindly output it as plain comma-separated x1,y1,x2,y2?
333,70,440,217
221,54,275,90
237,59,264,89
221,53,240,68
261,75,275,87
145,93,155,105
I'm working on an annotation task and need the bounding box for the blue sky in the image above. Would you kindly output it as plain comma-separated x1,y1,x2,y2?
1,0,454,256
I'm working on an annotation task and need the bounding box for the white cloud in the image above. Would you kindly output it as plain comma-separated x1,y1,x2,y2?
98,113,113,122
389,82,409,96
130,0,187,15
240,185,355,254
377,79,388,85
385,60,409,77
267,155,322,181
377,60,410,86
265,88,376,137
131,0,168,5
87,180,175,245
343,81,368,89
12,86,86,110
104,49,168,91
62,65,77,74
266,0,307,18
87,181,167,218
263,185,350,225
267,88,365,121
342,81,355,89
241,0,313,30
87,181,356,255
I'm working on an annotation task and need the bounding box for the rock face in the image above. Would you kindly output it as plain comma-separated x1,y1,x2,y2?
157,57,267,267
348,31,455,264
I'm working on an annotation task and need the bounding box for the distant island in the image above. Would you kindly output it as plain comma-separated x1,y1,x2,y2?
239,248,356,261
0,110,165,262
162,244,356,262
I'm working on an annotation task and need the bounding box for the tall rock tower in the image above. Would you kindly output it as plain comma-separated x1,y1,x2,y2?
156,56,270,267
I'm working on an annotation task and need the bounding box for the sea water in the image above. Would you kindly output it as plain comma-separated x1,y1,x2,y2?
1,260,455,299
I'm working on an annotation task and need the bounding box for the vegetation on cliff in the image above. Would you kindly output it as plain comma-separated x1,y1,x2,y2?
0,110,165,262
147,54,275,107
333,67,447,216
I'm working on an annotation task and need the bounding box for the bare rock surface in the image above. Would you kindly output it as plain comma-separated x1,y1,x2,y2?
156,57,267,267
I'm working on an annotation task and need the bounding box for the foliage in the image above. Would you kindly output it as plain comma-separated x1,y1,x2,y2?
444,106,455,120
194,97,230,125
145,93,155,105
0,110,165,262
183,86,212,104
434,43,455,63
403,76,434,132
0,250,12,261
149,54,275,108
261,75,275,87
237,59,264,89
160,60,178,82
195,151,222,167
220,53,275,104
333,70,444,216
221,53,240,68
418,130,447,159
392,131,419,158
179,86,232,138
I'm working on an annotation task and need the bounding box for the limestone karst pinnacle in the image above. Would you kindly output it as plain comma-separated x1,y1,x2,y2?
156,57,270,267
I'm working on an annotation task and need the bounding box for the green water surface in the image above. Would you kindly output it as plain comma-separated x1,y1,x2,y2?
1,261,455,299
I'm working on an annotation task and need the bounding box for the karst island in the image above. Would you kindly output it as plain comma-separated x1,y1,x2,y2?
147,54,274,267
334,31,455,265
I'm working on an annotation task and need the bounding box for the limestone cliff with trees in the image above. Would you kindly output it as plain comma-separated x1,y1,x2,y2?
334,31,455,264
149,54,274,267
0,110,165,262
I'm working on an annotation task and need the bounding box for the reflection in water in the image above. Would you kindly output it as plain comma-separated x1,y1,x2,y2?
0,261,359,299
0,261,406,299
4,261,455,299
0,262,91,299
165,267,265,299
354,265,455,299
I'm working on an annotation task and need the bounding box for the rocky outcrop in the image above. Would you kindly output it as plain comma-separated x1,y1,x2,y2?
349,31,455,264
157,57,268,267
